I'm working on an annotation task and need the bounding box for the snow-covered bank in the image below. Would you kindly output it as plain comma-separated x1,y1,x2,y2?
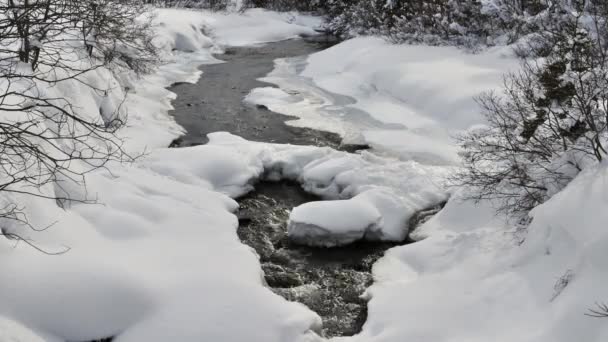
335,161,608,342
245,31,608,342
0,8,330,342
155,8,322,49
246,36,519,164
0,124,448,341
3,4,607,342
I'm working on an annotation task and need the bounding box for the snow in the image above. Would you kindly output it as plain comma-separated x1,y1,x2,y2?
207,132,450,243
156,8,322,48
338,161,608,342
288,198,382,247
0,8,329,342
117,7,325,153
2,4,607,342
288,187,422,247
207,9,322,47
0,318,46,342
247,36,519,164
242,24,608,342
0,150,325,342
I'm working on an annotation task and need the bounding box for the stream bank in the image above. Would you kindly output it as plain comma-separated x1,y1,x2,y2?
168,37,439,338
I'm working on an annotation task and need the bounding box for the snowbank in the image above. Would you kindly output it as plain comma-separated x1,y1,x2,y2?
0,125,449,340
207,132,450,242
155,8,322,49
201,9,322,47
120,8,322,152
247,36,518,164
244,30,608,342
0,8,328,342
339,162,608,342
0,318,46,342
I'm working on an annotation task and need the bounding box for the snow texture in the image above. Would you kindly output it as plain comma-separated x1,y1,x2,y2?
0,9,328,342
247,36,518,165
245,30,608,342
287,188,422,247
288,197,382,247
2,5,608,342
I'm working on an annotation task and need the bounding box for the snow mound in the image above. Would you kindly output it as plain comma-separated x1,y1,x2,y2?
288,197,382,247
288,188,417,247
249,36,518,164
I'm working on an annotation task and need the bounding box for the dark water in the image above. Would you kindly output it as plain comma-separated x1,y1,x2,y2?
237,181,400,337
168,38,442,338
168,38,343,149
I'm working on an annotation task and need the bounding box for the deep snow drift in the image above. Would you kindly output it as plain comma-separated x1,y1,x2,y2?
340,162,608,342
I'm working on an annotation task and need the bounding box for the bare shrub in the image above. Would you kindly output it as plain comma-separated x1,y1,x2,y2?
454,4,608,215
0,0,157,248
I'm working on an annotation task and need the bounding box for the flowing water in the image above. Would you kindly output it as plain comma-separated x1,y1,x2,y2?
169,37,441,338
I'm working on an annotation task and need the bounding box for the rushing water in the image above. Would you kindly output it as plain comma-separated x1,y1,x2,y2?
237,181,400,337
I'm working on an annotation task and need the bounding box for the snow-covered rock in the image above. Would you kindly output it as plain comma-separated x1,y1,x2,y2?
287,188,419,247
288,198,382,247
356,188,412,241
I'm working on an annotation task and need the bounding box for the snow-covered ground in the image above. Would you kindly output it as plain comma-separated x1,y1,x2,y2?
245,30,608,342
246,36,519,164
2,6,608,342
341,161,608,342
0,8,326,342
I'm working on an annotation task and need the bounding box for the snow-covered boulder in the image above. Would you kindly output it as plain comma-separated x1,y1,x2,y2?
355,188,410,241
288,198,382,247
288,188,418,247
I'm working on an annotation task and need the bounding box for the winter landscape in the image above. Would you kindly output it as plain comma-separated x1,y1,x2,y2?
1,0,608,341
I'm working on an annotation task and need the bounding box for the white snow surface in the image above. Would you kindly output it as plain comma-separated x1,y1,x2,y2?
246,36,519,164
288,187,429,247
245,28,608,342
155,8,322,49
334,161,608,342
288,197,382,247
2,6,608,342
0,8,328,342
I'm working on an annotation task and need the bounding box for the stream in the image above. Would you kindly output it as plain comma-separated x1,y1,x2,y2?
168,37,439,338
168,37,343,149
